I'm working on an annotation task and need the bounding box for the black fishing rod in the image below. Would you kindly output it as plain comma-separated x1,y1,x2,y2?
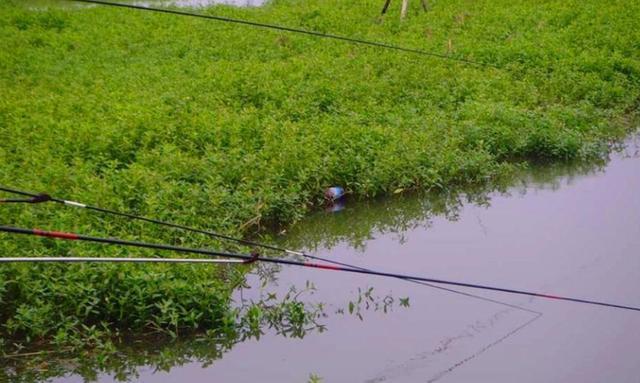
67,0,496,69
0,256,245,264
0,186,538,313
1,225,639,313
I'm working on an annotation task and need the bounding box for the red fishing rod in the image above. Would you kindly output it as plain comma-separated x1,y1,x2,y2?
1,225,639,313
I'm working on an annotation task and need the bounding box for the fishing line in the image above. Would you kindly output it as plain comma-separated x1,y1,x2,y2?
0,186,537,314
1,224,639,313
425,312,543,383
66,0,496,69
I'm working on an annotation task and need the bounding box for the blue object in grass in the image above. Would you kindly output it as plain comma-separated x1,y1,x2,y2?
324,186,345,201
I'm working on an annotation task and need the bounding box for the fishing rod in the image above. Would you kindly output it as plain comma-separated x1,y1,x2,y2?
0,186,538,314
0,186,292,253
1,224,639,313
67,0,496,69
0,257,246,264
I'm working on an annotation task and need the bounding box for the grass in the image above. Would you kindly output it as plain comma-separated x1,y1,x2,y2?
0,0,639,357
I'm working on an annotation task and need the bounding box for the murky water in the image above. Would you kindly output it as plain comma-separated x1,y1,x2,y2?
34,135,640,382
27,0,266,9
133,0,266,7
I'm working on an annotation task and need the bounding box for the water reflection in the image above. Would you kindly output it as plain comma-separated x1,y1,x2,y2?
2,266,407,383
134,0,266,7
2,290,325,383
25,0,266,10
5,337,234,383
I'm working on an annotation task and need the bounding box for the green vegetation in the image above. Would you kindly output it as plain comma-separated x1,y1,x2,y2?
0,0,638,363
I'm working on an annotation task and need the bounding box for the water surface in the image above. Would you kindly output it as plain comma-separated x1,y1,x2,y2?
133,0,266,7
27,0,266,9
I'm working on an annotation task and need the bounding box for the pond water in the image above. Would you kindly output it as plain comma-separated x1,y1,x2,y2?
27,0,266,9
41,133,640,383
133,0,266,7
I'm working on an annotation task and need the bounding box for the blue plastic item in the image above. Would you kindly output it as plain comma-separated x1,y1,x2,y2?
324,186,345,201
